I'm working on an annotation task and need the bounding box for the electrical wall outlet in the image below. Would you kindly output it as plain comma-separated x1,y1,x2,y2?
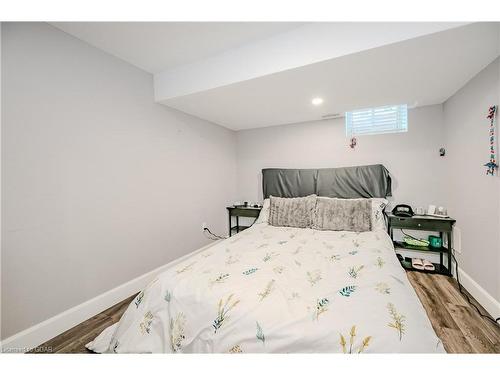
202,222,207,231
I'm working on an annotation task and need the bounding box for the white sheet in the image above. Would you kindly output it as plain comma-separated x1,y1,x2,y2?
87,223,444,353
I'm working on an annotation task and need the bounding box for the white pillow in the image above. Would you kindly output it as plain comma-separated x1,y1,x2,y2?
255,198,270,224
371,198,388,231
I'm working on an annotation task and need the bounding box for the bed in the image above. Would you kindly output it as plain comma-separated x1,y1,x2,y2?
87,165,444,353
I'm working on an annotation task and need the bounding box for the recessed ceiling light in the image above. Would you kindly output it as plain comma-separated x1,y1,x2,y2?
312,97,324,106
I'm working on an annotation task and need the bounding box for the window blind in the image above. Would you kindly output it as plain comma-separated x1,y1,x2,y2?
345,104,408,136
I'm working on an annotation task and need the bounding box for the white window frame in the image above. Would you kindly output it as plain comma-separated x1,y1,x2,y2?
345,104,408,137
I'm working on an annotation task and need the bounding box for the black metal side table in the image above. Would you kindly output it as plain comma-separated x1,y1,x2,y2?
226,206,262,236
387,213,456,276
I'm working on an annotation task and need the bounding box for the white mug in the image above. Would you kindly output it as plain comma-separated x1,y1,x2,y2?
437,206,447,216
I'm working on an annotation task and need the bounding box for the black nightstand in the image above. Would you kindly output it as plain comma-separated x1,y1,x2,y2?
386,213,456,276
226,206,262,237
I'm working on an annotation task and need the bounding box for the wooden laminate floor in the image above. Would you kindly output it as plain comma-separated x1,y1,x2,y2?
30,272,499,354
28,295,136,354
407,272,499,353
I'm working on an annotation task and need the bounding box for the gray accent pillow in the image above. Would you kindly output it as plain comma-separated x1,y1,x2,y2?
269,195,317,228
313,197,372,232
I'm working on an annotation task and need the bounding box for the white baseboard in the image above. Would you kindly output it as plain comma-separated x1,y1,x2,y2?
454,266,500,319
0,240,219,353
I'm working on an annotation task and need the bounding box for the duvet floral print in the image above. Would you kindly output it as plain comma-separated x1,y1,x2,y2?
86,223,444,353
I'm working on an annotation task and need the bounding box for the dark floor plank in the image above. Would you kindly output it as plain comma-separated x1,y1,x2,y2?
446,303,499,353
437,327,474,354
407,273,460,330
28,294,136,354
407,272,500,354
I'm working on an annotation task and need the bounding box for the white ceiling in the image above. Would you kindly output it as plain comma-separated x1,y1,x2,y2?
162,23,500,130
51,22,302,73
52,22,500,131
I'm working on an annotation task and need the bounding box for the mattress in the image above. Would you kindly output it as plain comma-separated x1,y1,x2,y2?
87,222,444,353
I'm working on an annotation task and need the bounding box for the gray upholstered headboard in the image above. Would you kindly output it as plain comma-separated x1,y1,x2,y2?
262,164,391,199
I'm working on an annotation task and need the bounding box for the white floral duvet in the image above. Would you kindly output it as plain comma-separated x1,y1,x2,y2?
87,223,444,353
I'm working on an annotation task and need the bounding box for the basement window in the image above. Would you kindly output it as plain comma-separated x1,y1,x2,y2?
345,104,408,136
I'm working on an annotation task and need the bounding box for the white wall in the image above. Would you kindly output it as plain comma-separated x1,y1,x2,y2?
443,58,500,301
1,23,237,339
0,21,3,342
236,104,446,210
